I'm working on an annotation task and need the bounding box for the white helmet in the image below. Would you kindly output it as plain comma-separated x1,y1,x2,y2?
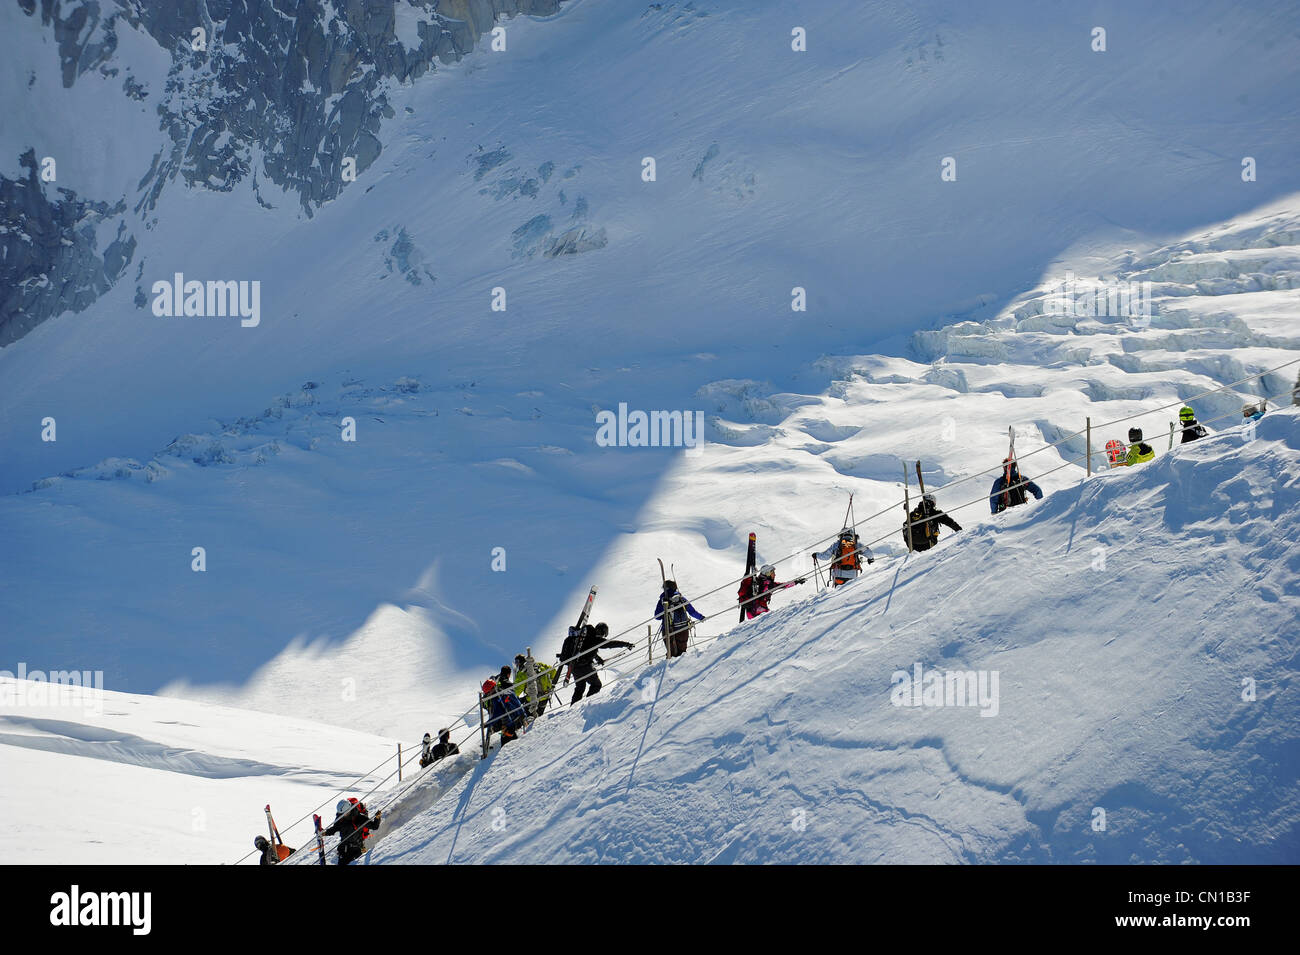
759,564,775,577
922,492,936,504
336,799,350,815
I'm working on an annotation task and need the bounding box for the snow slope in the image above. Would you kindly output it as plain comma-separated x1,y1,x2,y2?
0,680,398,864
2,1,1299,864
371,411,1300,864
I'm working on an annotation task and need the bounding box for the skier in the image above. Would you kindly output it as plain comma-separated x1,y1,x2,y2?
512,653,558,716
560,623,633,704
253,835,279,866
988,458,1043,514
813,527,873,587
481,678,527,743
1242,401,1266,423
903,493,962,552
737,564,805,618
1119,427,1155,466
323,798,382,866
419,728,458,768
654,579,705,658
1178,406,1208,443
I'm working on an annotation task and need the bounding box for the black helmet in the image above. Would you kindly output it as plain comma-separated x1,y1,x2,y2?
438,727,450,740
254,835,269,850
594,622,609,637
514,653,526,667
1128,427,1143,442
663,579,676,592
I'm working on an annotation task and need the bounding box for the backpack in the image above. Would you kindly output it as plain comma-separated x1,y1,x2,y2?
908,504,938,546
665,592,690,634
1105,439,1126,466
345,797,371,841
1004,469,1027,507
835,531,860,572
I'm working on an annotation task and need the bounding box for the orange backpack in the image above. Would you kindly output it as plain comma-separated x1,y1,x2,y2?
836,531,860,572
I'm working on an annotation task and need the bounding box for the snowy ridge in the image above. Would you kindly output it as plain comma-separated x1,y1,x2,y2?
368,411,1300,864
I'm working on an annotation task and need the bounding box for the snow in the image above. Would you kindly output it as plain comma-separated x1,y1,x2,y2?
0,0,1298,864
0,680,397,864
369,411,1300,864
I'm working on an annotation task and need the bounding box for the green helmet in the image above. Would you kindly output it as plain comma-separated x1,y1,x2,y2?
1179,406,1195,422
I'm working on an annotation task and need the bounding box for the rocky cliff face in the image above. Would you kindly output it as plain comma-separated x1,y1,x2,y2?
2,0,564,346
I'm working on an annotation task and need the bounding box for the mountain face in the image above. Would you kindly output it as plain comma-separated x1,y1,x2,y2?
2,0,563,346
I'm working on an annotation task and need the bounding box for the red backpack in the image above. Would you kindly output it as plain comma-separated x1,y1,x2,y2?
346,797,372,840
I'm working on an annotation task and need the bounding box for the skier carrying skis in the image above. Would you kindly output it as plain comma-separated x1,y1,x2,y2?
253,835,279,866
481,678,527,743
813,526,873,587
655,579,705,658
559,623,632,704
323,798,382,866
512,653,558,716
903,493,962,552
419,728,459,768
989,458,1043,514
1178,406,1208,443
737,564,806,618
1119,427,1155,466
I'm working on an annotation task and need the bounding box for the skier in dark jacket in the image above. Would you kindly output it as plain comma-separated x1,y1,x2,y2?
253,835,279,866
560,622,633,704
654,579,705,658
738,565,805,618
989,459,1043,514
323,798,382,866
419,728,459,767
904,493,962,552
1178,406,1208,443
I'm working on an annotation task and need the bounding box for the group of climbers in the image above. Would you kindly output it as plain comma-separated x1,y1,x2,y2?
256,797,382,866
254,391,1286,863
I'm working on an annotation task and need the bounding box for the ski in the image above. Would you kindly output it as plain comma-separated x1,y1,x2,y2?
914,460,929,546
739,532,756,623
559,586,598,685
313,813,326,865
574,586,597,632
524,645,540,718
1002,426,1015,511
265,804,292,862
902,462,913,552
